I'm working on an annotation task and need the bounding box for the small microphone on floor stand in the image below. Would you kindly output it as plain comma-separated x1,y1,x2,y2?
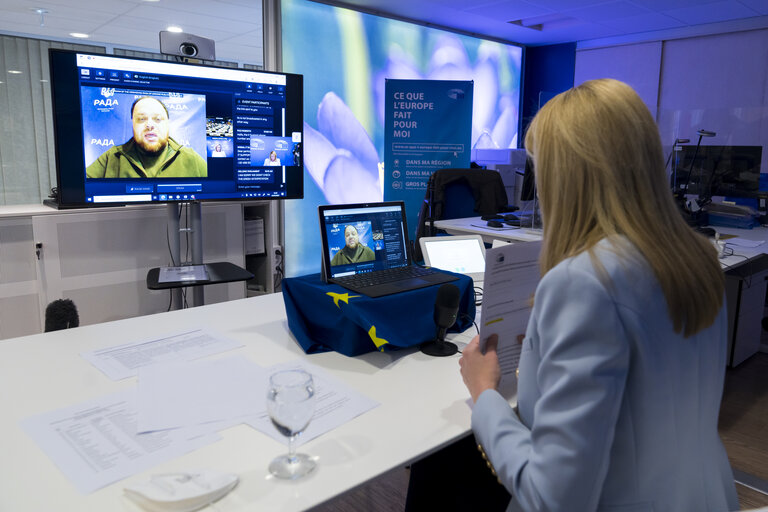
420,283,460,357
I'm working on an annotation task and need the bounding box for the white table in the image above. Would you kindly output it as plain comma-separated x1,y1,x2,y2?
433,216,542,244
0,293,477,511
716,226,768,366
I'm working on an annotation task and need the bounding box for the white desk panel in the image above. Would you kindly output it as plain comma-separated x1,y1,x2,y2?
0,293,476,511
433,216,542,244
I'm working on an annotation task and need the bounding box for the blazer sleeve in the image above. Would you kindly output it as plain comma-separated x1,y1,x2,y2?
472,262,630,512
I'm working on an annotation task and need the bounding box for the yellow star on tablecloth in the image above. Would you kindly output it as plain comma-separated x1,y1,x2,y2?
326,291,361,308
368,325,389,351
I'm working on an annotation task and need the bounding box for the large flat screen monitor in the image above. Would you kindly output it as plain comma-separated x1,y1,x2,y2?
48,49,303,208
674,145,762,199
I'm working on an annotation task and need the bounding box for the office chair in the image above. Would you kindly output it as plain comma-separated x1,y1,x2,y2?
44,298,80,332
414,168,512,261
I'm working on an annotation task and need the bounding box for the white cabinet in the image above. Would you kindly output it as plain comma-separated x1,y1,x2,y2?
725,265,768,366
0,217,42,338
243,201,282,295
0,203,248,339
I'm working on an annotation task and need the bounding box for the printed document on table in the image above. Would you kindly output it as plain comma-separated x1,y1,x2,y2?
726,237,764,248
21,390,220,494
245,361,380,447
81,328,244,380
479,241,541,396
137,355,268,433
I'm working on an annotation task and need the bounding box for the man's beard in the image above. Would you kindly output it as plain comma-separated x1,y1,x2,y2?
135,133,168,154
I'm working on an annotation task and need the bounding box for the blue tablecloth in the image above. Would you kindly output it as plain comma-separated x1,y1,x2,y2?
282,273,476,356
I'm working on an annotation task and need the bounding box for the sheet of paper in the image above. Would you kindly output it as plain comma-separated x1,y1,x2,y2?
137,355,268,433
245,361,379,447
479,241,541,396
21,390,220,494
81,328,244,381
725,237,764,248
158,265,209,283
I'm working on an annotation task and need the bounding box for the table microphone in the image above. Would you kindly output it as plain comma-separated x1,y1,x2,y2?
420,283,460,357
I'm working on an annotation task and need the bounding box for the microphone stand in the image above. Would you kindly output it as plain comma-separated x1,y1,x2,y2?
697,146,725,210
675,130,715,226
666,137,689,190
420,326,458,356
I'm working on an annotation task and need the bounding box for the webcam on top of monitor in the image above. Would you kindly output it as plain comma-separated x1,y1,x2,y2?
159,31,216,61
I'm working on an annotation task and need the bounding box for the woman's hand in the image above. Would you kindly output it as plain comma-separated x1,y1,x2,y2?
459,334,501,403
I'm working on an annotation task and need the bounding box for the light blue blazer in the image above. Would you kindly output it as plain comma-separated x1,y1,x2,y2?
472,238,738,512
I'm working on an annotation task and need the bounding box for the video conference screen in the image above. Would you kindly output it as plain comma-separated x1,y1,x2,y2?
48,49,303,208
321,204,410,278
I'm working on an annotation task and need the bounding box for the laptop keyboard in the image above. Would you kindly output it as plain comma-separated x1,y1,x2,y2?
334,266,438,288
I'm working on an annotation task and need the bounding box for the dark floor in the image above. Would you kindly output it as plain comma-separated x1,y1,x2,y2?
311,352,768,511
719,351,768,509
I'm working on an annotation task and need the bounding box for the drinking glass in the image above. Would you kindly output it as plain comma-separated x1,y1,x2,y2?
266,369,316,479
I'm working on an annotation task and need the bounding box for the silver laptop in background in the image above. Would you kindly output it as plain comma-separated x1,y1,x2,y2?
420,235,486,284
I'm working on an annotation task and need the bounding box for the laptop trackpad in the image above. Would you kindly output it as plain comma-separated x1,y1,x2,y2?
392,278,429,289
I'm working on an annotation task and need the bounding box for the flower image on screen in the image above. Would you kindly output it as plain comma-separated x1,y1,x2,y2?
282,0,522,277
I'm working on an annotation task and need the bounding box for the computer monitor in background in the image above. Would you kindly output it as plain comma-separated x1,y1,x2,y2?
674,145,762,199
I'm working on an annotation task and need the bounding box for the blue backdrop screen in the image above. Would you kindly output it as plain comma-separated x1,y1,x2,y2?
281,0,522,277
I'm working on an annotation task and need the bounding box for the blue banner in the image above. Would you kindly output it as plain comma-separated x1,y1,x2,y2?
383,79,473,239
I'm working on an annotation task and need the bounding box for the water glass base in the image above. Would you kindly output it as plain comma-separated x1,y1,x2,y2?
269,453,316,479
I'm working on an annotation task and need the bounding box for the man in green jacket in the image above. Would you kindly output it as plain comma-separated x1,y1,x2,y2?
86,96,207,179
331,225,375,265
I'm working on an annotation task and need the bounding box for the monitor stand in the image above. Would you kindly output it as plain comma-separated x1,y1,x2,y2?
165,202,204,308
518,195,543,230
155,202,254,309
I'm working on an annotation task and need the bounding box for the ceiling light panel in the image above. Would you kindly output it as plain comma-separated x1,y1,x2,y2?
467,0,551,20
600,11,684,32
565,1,650,23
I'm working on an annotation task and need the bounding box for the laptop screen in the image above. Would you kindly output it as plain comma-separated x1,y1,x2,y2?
421,236,486,276
319,202,411,279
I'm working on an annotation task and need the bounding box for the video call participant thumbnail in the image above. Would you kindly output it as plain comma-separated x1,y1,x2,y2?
211,143,226,157
263,150,281,166
330,225,374,265
86,96,208,179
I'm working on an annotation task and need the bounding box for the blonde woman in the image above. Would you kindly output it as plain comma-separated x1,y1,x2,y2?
459,79,738,512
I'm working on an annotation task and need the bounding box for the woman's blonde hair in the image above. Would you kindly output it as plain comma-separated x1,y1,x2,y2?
524,78,723,337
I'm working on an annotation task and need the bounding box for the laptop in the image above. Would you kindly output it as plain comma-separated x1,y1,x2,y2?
319,201,457,298
419,235,486,285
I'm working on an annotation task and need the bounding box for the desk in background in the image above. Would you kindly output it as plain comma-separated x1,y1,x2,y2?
433,216,542,244
0,293,476,511
717,226,768,366
433,217,768,367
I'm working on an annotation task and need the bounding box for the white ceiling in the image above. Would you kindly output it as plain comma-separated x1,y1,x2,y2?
0,0,265,65
1,0,767,65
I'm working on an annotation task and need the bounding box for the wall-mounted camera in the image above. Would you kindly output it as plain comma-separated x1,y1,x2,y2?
159,31,216,61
